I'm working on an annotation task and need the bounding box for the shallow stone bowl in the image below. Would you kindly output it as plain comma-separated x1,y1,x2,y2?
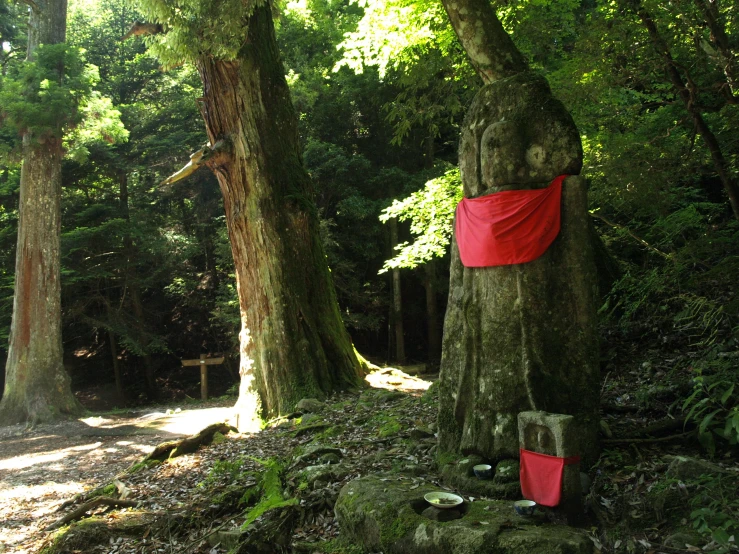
513,499,537,516
424,492,464,510
473,463,493,479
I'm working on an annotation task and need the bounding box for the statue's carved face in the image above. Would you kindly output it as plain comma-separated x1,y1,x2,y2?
523,423,557,456
459,73,583,197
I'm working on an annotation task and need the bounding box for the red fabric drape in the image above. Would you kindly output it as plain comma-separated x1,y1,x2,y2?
455,175,566,267
519,448,580,507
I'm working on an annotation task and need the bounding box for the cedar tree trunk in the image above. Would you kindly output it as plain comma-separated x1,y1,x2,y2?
0,0,82,424
196,4,364,426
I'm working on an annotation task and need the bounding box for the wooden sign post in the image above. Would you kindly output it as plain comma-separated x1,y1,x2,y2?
181,354,225,400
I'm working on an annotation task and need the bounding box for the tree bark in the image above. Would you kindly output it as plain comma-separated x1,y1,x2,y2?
119,171,157,397
389,218,405,363
195,3,364,426
108,329,124,400
0,0,82,424
440,0,527,84
423,261,441,366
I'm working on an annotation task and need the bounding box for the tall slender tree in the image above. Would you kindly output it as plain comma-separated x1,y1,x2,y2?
0,0,82,423
135,0,366,426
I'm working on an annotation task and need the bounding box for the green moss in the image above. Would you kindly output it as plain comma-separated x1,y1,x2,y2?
314,424,344,441
127,459,160,474
420,381,439,404
89,483,117,499
379,504,420,544
436,450,461,467
211,431,227,445
317,537,364,554
378,419,401,438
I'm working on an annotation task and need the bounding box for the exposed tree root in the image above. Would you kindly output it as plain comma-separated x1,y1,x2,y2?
601,431,695,445
46,497,140,530
144,422,236,461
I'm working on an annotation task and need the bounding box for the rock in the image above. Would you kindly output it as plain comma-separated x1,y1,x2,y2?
666,456,729,480
294,444,344,465
336,475,593,554
299,413,322,425
421,506,464,521
599,419,613,438
663,532,703,549
494,460,519,483
441,455,521,499
207,529,244,549
580,472,591,494
320,453,341,465
377,390,405,403
410,427,435,440
298,464,349,487
295,398,324,413
458,455,486,477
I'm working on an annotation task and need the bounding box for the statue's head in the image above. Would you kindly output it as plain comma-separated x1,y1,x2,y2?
459,72,583,197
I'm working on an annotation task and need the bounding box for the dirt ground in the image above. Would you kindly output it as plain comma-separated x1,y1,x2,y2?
0,368,433,554
0,403,235,553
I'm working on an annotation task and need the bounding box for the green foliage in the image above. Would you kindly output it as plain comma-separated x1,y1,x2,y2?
688,474,739,553
379,164,461,271
0,43,98,137
241,457,298,528
682,361,739,457
134,0,260,65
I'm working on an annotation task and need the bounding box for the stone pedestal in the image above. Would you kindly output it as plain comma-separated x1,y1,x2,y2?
335,474,593,554
518,411,584,525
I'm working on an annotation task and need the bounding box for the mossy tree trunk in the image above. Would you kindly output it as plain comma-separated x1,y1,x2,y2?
196,4,364,426
0,0,82,424
438,1,600,464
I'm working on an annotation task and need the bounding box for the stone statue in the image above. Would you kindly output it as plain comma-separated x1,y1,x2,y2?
437,71,600,468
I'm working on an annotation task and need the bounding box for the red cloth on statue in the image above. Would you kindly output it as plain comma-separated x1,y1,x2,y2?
455,175,566,267
519,448,580,507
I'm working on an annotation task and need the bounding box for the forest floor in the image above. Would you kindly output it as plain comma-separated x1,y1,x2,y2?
1,358,737,554
0,402,236,553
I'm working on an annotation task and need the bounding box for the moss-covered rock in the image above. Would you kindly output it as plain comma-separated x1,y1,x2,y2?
40,513,151,554
335,475,592,554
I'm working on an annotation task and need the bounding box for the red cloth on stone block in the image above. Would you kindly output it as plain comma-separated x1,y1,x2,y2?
519,448,580,507
455,175,566,267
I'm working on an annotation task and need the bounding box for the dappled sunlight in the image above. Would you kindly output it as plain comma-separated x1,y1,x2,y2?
0,404,242,552
0,441,102,471
365,365,434,392
135,406,236,435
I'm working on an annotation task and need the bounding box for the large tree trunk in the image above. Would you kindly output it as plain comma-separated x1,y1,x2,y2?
196,4,364,427
438,2,600,465
0,0,81,424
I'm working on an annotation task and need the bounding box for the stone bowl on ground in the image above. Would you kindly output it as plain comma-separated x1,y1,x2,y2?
473,464,493,479
513,499,537,516
423,492,463,509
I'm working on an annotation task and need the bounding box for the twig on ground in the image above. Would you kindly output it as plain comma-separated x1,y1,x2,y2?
601,431,695,445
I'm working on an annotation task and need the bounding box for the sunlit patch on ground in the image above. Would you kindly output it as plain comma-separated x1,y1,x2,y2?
365,365,434,392
0,405,236,553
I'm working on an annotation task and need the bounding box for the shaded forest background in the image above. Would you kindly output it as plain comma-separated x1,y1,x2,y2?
0,0,737,435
